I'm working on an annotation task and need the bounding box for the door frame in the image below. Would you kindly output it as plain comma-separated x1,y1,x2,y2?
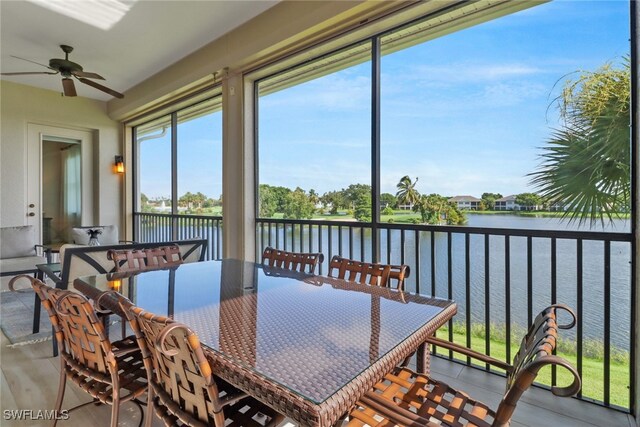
27,123,95,243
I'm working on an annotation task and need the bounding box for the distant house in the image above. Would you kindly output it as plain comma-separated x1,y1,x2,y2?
448,195,481,210
495,195,519,211
549,199,568,211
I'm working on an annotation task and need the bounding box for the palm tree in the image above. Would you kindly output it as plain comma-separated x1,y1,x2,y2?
396,176,420,209
530,58,630,225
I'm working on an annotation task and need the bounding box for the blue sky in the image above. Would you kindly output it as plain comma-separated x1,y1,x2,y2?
259,0,630,198
140,0,629,200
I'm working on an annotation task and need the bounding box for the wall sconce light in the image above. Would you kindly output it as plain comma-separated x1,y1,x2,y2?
114,155,124,174
109,279,122,291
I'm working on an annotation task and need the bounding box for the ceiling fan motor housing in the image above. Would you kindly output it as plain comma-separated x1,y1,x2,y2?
49,58,83,77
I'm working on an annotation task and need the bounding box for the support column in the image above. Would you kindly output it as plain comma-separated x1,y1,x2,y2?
222,71,256,261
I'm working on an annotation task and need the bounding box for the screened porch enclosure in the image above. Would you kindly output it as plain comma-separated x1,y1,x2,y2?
130,0,636,418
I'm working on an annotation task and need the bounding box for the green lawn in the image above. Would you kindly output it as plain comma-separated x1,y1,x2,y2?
435,325,630,408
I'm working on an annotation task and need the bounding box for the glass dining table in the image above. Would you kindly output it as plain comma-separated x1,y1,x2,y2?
74,259,457,427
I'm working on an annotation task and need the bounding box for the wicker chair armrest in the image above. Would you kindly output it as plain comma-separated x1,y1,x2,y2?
531,355,582,397
93,290,120,315
8,275,35,293
359,392,443,427
425,336,513,372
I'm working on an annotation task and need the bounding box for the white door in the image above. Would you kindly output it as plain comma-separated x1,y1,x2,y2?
27,124,94,243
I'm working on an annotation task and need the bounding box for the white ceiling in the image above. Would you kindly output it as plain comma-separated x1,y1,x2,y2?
0,0,278,101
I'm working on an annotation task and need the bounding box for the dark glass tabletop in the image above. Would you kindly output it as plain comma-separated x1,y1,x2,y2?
75,259,455,405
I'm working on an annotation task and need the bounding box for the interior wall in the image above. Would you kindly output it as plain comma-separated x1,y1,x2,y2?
0,80,122,238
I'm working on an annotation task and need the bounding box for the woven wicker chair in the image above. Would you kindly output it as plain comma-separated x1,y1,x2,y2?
328,255,410,290
8,275,147,427
347,304,581,427
107,245,183,272
116,295,285,427
261,246,324,274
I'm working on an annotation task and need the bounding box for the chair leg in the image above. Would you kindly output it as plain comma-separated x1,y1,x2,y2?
121,318,127,339
33,293,41,334
52,360,66,427
50,325,59,357
110,396,120,427
144,386,154,427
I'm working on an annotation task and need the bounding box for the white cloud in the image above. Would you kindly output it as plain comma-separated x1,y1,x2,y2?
412,63,544,84
261,73,371,112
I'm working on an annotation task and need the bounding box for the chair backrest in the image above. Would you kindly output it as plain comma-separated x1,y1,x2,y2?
328,256,410,290
145,245,183,269
11,274,115,374
70,225,119,245
54,290,115,374
122,299,227,426
57,239,206,289
107,245,183,272
107,248,147,272
0,225,37,259
495,304,581,425
261,246,324,274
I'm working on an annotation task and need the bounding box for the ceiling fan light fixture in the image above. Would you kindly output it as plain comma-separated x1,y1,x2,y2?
26,0,135,31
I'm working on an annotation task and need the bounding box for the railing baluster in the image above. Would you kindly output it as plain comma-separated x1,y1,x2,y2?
527,236,533,326
604,240,611,406
485,233,490,370
318,225,323,275
349,227,354,260
465,233,471,365
386,228,391,264
360,227,365,261
577,239,583,399
430,231,436,297
328,225,333,263
447,232,453,359
415,229,420,294
400,229,405,265
300,222,304,252
505,235,511,364
551,237,557,386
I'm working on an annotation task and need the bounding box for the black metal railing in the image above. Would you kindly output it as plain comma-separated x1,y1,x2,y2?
256,217,633,412
134,212,223,260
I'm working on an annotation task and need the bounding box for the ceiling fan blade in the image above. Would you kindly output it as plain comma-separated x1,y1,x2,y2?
78,77,124,99
10,55,55,70
73,71,105,80
62,78,77,97
1,71,58,76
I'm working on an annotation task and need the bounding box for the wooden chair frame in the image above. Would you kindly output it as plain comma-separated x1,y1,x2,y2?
348,304,581,427
115,294,284,427
8,275,146,427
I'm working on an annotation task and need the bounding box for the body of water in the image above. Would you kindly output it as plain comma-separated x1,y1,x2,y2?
258,214,632,351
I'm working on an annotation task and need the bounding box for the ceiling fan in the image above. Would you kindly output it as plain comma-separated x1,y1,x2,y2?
1,44,124,99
